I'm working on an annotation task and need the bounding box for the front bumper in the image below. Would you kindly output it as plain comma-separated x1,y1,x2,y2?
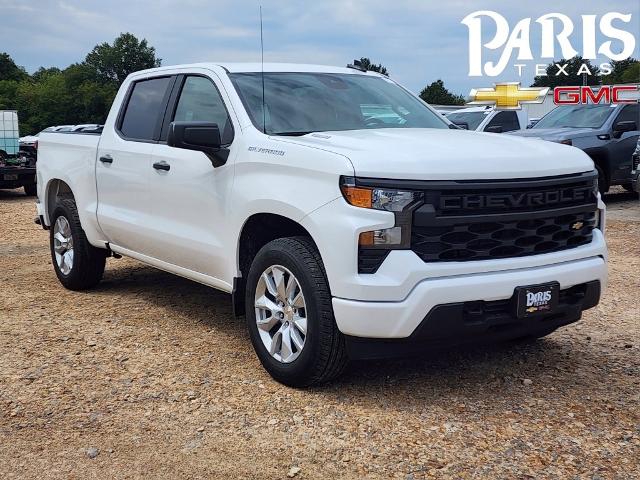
332,255,606,339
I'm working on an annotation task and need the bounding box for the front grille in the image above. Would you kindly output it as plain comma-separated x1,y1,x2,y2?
412,210,596,262
408,172,598,263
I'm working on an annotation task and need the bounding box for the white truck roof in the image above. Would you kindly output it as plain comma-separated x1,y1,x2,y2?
128,62,384,78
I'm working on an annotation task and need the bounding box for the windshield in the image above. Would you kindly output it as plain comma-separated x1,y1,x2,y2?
533,105,614,129
229,72,448,135
446,111,487,130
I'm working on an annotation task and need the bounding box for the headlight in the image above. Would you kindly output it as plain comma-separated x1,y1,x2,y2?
340,177,423,250
340,177,423,212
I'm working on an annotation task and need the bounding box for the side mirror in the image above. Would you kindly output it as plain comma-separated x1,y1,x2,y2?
452,122,469,130
612,120,637,138
167,121,229,167
485,125,503,133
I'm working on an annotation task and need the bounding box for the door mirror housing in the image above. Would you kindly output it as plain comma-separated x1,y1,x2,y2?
612,120,637,138
485,125,503,133
167,121,229,167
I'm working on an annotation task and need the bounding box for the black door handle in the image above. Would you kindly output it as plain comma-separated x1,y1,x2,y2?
153,161,170,171
99,155,113,164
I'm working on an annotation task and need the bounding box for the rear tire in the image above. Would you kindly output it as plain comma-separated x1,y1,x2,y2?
23,183,37,196
49,198,106,290
245,237,347,387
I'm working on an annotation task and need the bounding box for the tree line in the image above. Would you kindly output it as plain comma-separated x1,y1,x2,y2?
0,33,160,135
1,43,638,135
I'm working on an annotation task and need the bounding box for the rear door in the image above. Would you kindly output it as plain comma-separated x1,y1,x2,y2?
145,72,237,281
96,75,175,254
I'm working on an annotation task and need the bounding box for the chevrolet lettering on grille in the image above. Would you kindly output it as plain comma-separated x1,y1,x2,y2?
440,187,593,211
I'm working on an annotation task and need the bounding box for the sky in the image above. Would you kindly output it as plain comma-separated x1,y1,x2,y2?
0,0,638,95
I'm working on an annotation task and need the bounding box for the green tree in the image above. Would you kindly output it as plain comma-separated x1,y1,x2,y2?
0,52,28,81
621,63,640,84
531,56,601,87
31,67,62,82
85,32,161,84
602,58,639,84
419,79,465,105
356,57,389,75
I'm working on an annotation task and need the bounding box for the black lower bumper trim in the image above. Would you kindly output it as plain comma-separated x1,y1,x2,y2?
345,280,601,360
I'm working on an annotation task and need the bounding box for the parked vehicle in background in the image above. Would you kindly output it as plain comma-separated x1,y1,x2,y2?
510,103,639,194
631,137,640,194
20,125,104,157
0,110,37,196
527,118,541,128
36,63,607,386
446,106,527,133
70,124,101,132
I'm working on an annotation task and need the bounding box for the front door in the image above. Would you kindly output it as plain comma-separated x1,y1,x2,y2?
609,104,639,183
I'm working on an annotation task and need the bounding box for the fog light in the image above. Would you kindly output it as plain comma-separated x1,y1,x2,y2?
359,227,403,247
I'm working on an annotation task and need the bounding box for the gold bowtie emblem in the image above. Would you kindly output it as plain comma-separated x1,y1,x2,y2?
468,83,549,110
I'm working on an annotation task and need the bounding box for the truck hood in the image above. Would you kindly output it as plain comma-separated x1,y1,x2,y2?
508,127,596,142
278,128,594,180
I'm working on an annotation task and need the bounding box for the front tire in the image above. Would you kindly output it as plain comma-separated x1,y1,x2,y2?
245,237,347,387
50,198,106,290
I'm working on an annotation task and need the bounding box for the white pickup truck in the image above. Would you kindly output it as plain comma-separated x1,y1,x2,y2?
36,63,607,386
446,105,528,133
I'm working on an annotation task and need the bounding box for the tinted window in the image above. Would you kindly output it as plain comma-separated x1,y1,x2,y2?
446,111,487,130
230,72,448,135
120,77,172,140
614,104,639,128
486,111,520,132
173,76,233,143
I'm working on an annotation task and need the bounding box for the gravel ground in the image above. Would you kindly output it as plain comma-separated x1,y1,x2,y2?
0,188,638,479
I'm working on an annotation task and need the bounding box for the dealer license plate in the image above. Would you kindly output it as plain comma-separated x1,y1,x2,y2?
515,282,559,318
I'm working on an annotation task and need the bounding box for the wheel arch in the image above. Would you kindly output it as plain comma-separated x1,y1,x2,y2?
233,212,321,317
45,178,75,224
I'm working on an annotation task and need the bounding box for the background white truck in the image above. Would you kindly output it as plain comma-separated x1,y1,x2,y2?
446,105,528,133
36,63,607,386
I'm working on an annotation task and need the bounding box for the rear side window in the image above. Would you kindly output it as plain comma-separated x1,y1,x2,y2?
486,111,520,132
120,77,172,141
173,76,233,144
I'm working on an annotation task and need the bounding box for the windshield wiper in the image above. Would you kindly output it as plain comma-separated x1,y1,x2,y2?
270,131,314,136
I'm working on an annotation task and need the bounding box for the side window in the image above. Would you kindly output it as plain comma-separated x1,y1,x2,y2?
120,77,172,141
486,111,520,132
173,76,233,144
614,104,639,128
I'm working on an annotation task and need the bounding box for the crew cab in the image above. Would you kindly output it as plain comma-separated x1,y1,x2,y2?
446,105,527,133
36,63,608,386
510,103,639,194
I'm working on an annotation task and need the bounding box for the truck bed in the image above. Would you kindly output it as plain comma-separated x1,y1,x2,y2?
37,131,102,229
